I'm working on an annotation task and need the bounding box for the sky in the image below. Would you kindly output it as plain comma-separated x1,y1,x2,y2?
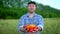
31,0,60,10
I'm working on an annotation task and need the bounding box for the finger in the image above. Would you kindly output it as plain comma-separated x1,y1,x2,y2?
32,31,36,33
35,28,39,31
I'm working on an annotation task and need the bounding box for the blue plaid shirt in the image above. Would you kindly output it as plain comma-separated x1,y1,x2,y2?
18,13,44,34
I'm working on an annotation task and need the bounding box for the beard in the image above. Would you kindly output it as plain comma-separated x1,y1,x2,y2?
29,10,35,13
30,11,34,13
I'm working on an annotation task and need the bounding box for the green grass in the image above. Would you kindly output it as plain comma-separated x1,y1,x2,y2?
0,18,60,34
0,19,20,34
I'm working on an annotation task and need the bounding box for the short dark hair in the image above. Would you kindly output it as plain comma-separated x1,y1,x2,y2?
28,1,36,6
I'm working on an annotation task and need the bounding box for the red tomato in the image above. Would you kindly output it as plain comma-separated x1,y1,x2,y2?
29,29,33,33
24,24,39,32
25,24,36,29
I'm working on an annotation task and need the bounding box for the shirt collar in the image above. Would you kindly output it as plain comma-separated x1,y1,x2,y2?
26,12,37,17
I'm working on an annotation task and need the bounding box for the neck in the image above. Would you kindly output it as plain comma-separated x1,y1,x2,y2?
29,12,35,18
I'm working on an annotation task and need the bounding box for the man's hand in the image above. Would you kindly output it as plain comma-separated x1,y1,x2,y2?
20,25,30,32
32,26,42,33
20,27,26,32
32,26,39,33
38,26,42,31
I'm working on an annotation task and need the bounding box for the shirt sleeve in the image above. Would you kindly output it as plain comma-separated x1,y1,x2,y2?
37,16,44,30
18,16,25,32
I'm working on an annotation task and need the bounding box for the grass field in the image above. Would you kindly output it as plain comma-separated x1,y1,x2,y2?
0,18,60,34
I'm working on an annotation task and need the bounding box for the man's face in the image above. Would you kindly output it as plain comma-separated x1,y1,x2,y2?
28,4,36,13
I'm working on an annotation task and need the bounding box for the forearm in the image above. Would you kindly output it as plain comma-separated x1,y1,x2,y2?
37,25,43,31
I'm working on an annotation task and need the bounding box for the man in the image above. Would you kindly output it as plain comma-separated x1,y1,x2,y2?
18,1,44,34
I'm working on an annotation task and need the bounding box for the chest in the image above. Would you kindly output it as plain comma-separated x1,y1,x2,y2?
24,17,40,25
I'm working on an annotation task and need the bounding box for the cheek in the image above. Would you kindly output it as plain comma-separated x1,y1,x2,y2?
34,7,36,10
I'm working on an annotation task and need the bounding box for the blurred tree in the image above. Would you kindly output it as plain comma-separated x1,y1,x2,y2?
2,0,31,8
0,0,60,19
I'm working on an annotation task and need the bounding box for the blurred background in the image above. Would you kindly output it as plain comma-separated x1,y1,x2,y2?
0,0,60,34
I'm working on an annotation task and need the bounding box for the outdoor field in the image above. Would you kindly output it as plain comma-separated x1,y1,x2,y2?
0,18,60,34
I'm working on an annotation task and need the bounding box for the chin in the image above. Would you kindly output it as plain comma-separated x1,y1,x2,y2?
30,11,34,13
30,11,34,12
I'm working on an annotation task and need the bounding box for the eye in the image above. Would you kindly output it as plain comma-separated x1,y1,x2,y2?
29,4,35,7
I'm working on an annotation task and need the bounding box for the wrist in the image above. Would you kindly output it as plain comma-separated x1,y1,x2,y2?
20,27,26,32
38,27,42,31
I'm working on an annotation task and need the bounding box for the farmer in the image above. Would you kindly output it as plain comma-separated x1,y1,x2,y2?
18,1,44,34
